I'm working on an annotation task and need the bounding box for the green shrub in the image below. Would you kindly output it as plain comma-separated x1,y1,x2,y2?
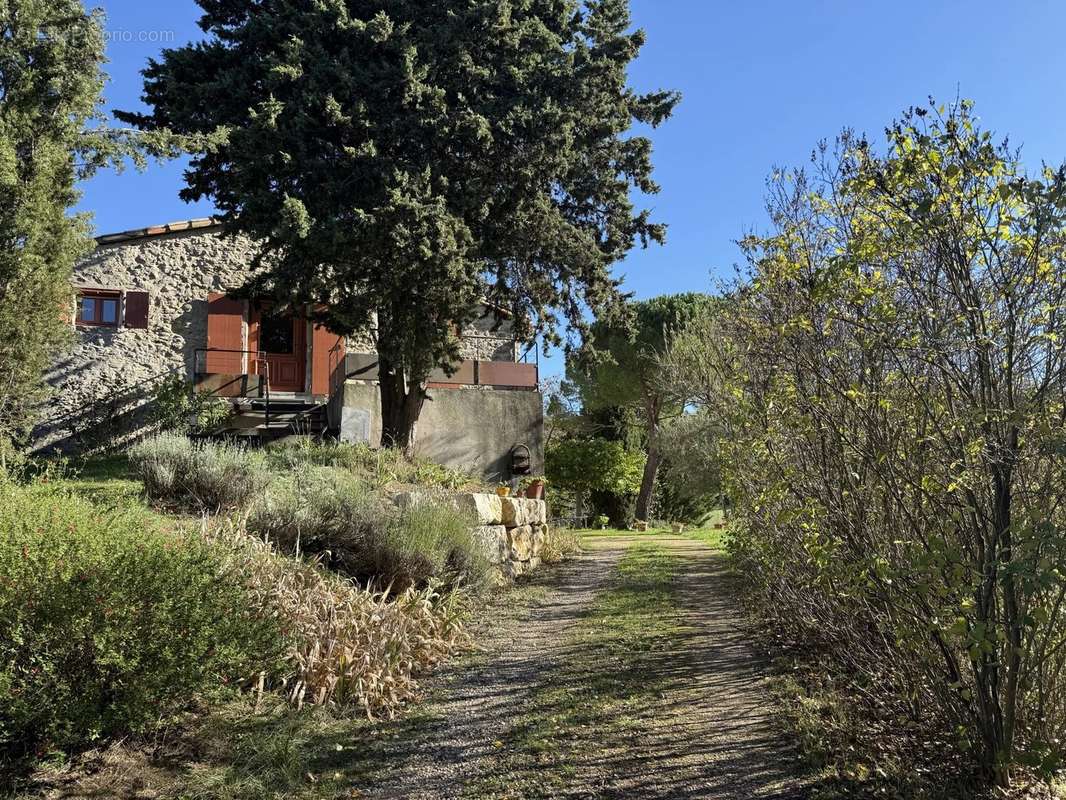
248,470,489,591
247,466,380,554
263,439,480,492
129,434,270,512
369,503,490,592
149,375,233,434
0,484,282,758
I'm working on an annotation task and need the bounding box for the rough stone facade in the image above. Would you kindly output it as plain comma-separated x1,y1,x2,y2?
34,221,537,462
34,226,261,451
397,492,551,581
345,313,517,362
458,314,519,362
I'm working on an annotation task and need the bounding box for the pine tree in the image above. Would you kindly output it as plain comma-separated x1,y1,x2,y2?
119,0,678,451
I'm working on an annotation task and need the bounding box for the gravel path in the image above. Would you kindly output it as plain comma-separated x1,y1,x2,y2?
597,536,811,799
360,542,625,799
360,535,810,799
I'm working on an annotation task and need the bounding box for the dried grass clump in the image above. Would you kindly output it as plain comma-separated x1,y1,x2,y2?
210,519,468,718
541,528,582,565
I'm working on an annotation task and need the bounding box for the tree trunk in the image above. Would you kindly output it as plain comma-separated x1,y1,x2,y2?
378,353,427,456
634,399,662,522
995,457,1021,789
635,443,661,522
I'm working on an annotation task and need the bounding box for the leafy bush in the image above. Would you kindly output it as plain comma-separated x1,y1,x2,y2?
546,438,644,497
129,434,270,512
664,102,1066,790
149,375,233,434
248,468,489,591
653,412,724,524
0,484,282,758
547,437,645,527
210,519,468,717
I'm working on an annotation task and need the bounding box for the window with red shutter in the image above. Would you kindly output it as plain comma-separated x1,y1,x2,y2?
75,290,121,328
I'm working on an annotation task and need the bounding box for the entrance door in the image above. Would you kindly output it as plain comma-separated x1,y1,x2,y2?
250,307,307,393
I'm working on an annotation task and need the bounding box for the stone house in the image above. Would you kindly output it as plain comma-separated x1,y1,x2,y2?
34,219,544,482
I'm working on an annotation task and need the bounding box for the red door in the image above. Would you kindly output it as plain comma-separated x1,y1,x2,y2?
249,306,307,393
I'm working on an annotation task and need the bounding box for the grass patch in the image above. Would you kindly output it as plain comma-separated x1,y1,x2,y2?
20,698,386,800
684,525,728,550
464,542,684,798
571,525,729,551
22,454,154,514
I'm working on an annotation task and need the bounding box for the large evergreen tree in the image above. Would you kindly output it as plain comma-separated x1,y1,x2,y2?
118,0,678,450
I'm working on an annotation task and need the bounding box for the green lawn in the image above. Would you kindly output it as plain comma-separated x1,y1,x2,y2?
571,512,731,552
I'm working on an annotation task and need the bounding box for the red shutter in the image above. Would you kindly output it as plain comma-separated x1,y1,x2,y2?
311,322,345,396
124,291,150,329
205,293,245,374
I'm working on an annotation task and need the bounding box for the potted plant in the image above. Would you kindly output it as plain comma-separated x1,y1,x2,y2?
520,476,547,500
496,483,512,497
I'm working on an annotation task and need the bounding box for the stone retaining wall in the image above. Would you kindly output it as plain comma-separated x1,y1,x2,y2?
396,492,550,581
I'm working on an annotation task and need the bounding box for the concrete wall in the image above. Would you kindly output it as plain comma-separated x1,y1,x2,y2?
340,382,544,483
416,388,543,483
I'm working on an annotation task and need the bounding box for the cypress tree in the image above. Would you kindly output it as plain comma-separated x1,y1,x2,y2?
119,0,678,451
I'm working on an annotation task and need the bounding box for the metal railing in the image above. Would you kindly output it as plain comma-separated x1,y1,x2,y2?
192,348,272,427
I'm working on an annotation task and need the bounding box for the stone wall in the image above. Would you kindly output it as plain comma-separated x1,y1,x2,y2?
459,314,518,362
344,310,518,362
33,228,261,452
398,492,550,581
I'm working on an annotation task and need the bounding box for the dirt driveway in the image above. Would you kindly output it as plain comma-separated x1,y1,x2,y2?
359,534,811,799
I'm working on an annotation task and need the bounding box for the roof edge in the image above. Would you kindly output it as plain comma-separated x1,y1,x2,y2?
94,217,224,245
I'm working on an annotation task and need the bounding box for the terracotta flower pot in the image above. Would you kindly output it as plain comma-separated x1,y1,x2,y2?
525,480,545,500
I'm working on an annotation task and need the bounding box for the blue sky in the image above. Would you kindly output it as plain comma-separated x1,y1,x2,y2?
80,1,1066,378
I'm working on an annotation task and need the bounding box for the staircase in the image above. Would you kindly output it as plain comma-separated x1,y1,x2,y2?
205,398,330,444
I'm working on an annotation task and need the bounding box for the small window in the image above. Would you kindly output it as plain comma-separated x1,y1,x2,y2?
76,291,121,328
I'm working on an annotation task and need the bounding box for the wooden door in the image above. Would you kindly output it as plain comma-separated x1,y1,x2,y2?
205,293,245,374
249,307,307,393
311,322,345,397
